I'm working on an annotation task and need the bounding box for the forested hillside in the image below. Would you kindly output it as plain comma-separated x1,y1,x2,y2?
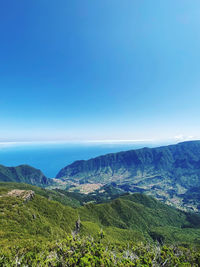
56,141,200,212
1,182,200,266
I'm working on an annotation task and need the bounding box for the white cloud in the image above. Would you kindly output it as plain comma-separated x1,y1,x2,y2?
174,135,196,141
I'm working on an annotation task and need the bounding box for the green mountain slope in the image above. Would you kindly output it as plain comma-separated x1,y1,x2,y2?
0,182,81,207
0,164,53,187
56,141,200,211
1,182,200,245
79,193,200,244
0,193,78,242
2,182,200,266
0,182,126,208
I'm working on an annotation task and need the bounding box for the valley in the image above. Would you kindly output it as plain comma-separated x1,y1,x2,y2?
1,141,200,265
53,141,200,212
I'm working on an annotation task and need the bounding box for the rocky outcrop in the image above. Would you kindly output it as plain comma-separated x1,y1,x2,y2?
7,189,35,202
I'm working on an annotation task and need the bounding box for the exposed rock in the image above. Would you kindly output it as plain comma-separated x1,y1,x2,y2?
7,189,35,202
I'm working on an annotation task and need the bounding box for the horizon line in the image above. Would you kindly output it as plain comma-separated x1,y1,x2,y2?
0,137,197,146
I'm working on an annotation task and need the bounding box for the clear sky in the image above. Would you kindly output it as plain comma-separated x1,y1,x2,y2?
0,0,200,142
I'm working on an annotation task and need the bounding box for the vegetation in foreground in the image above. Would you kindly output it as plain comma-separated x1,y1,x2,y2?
1,182,200,266
2,234,200,266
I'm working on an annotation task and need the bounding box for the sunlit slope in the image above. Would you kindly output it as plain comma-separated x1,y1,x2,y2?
79,193,200,244
56,141,200,211
0,182,82,207
1,182,200,246
0,190,78,245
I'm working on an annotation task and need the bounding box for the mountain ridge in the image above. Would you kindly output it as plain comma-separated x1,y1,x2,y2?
55,140,200,211
2,181,200,265
1,181,200,245
0,164,52,187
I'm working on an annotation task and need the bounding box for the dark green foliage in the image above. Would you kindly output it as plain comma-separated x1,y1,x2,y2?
79,193,200,244
67,184,127,205
1,235,200,266
0,182,126,208
180,186,200,211
56,141,200,211
1,182,200,245
2,181,200,265
0,164,52,187
0,189,78,243
56,141,200,185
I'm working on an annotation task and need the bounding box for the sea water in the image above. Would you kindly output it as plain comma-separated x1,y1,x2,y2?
0,141,164,177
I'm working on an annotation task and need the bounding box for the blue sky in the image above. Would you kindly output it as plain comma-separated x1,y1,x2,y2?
0,0,200,142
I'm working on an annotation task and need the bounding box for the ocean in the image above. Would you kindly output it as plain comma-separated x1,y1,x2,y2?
0,141,165,177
